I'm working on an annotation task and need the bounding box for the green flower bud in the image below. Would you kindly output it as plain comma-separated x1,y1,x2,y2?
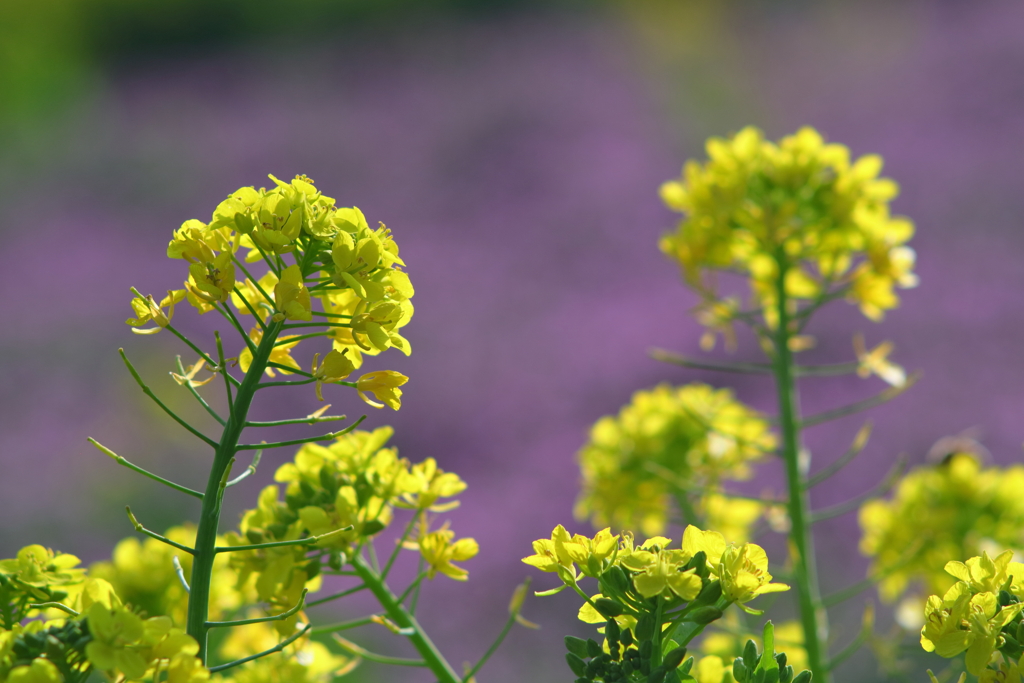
781,665,795,683
680,656,694,675
775,652,787,669
663,646,687,670
566,653,588,677
586,639,603,658
743,640,759,670
684,606,723,625
565,636,590,658
640,640,653,661
636,615,656,641
791,670,812,683
593,598,625,618
601,565,631,595
605,618,621,644
620,628,635,647
734,657,749,682
648,665,667,683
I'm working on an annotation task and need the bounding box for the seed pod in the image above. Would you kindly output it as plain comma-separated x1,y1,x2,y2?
566,653,588,678
594,598,626,618
663,646,688,670
565,636,590,658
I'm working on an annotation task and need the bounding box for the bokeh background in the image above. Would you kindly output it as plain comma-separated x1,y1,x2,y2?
3,0,1024,680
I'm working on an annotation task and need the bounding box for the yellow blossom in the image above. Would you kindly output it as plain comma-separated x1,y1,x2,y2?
126,289,185,334
419,527,478,581
273,265,312,321
311,349,356,401
356,370,408,410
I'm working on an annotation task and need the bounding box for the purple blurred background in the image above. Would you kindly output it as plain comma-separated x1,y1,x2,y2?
2,1,1024,680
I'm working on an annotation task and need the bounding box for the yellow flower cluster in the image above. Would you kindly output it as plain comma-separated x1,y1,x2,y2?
859,453,1024,606
0,546,209,683
576,383,775,537
659,126,917,327
523,524,787,613
224,426,473,598
920,551,1024,676
129,174,414,408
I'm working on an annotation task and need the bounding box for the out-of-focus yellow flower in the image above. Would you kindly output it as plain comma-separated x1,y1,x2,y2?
859,452,1024,604
853,333,906,387
576,382,774,536
419,527,478,581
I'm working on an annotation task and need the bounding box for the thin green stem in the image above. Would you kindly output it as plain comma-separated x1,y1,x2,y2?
164,324,240,388
276,332,332,345
396,573,429,606
333,635,426,667
461,580,530,683
771,253,830,683
174,356,225,425
381,513,421,581
209,625,311,673
231,285,268,333
236,418,364,450
306,584,367,608
308,616,375,635
215,537,319,553
225,450,261,487
119,349,219,449
804,422,872,489
245,414,347,428
89,438,203,499
282,321,352,330
350,552,461,683
218,303,257,354
186,319,284,662
206,589,306,628
126,507,195,555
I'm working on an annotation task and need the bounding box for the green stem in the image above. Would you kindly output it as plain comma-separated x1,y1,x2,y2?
350,552,461,683
186,319,284,663
771,254,830,683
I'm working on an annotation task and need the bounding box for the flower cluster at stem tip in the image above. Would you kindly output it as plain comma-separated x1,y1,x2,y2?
919,550,1024,678
127,174,413,410
659,126,917,345
524,525,797,683
576,383,776,540
859,452,1024,627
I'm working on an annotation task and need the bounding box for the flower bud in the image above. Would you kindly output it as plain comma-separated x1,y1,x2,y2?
593,598,625,618
564,636,589,658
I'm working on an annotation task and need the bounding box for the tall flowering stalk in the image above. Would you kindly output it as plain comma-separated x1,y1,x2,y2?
0,175,531,683
569,127,919,683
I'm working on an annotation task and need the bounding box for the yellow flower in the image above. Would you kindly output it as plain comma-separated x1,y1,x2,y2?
186,252,236,304
682,525,788,609
356,370,408,410
273,265,312,321
311,350,356,401
853,333,906,387
126,289,185,334
419,527,478,581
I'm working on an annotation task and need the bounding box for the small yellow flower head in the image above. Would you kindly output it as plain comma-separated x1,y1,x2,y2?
401,457,468,511
0,545,85,589
660,126,917,325
921,583,1024,675
419,527,479,581
186,252,236,305
853,333,906,387
126,289,184,334
356,370,408,410
311,350,356,401
576,382,774,536
859,452,1024,603
4,658,63,683
522,525,585,575
681,525,788,609
621,545,701,600
84,602,148,679
167,219,216,263
273,265,312,322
